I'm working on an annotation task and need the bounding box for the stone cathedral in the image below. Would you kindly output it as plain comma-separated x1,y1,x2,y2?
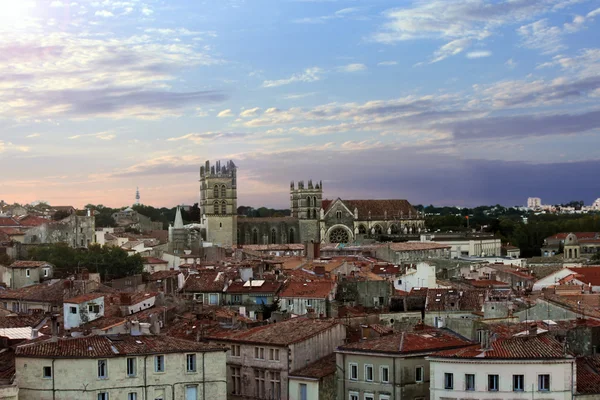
199,160,425,247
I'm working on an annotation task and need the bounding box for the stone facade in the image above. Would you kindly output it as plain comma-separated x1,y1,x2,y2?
199,160,425,247
23,214,95,248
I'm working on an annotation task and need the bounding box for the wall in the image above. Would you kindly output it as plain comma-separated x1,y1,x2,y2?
429,358,575,400
206,215,236,247
280,297,327,316
290,323,346,371
15,350,227,400
394,262,437,292
64,296,105,330
9,267,41,289
514,299,578,321
23,215,95,248
0,385,18,400
288,377,319,400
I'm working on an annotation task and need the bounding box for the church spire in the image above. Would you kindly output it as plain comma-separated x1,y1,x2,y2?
174,206,184,229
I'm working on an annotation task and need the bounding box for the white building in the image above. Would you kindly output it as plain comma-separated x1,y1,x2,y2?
63,293,105,330
279,281,336,316
420,234,502,258
429,332,575,400
15,334,227,400
527,197,542,209
394,262,437,292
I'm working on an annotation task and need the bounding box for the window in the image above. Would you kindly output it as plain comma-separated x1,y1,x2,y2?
43,366,52,378
209,294,218,305
44,269,49,277
127,357,136,377
232,295,241,304
186,354,196,372
98,393,108,400
271,229,277,244
349,362,358,380
254,369,266,398
98,359,108,379
287,299,293,308
289,228,295,243
349,392,359,400
213,185,219,198
231,367,242,395
128,393,137,400
154,355,165,372
306,299,313,307
88,304,100,313
513,374,524,391
444,373,454,389
337,210,342,219
269,348,280,361
213,201,220,215
488,374,499,391
365,364,374,382
364,394,374,400
299,383,307,400
221,202,226,215
269,371,281,398
379,396,390,400
230,345,241,357
154,388,165,400
415,366,423,383
185,385,198,400
465,374,475,391
26,269,30,277
221,185,226,198
539,374,550,391
254,347,265,360
380,366,389,383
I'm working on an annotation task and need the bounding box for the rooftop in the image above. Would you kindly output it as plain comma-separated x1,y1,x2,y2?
432,333,571,360
206,317,341,346
64,293,104,304
279,281,335,299
338,328,471,355
289,354,336,379
15,334,224,358
183,271,226,292
142,257,168,264
9,260,53,269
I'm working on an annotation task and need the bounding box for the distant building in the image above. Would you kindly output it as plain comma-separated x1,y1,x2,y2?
0,261,53,289
420,233,501,258
23,213,95,248
527,197,542,208
63,293,105,330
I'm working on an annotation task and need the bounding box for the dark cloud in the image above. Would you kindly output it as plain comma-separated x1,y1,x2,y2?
446,109,600,140
499,76,600,107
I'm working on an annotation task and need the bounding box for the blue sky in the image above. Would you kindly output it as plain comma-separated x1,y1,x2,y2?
2,0,600,208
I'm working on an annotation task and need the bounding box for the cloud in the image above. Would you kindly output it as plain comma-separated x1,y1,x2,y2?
167,132,248,144
517,19,566,54
262,67,323,88
25,133,41,138
95,10,114,17
282,92,317,100
294,7,362,24
0,141,29,153
50,1,64,7
505,58,517,69
588,8,600,18
141,7,153,16
337,63,367,72
373,0,582,62
68,131,117,140
377,61,398,66
239,107,261,117
217,109,234,118
466,50,492,59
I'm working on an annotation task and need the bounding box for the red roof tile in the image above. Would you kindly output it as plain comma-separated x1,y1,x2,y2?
142,257,168,264
432,333,569,359
64,293,104,304
577,356,600,395
289,354,336,379
148,270,180,281
225,280,282,294
15,334,224,358
324,199,419,219
183,271,226,292
206,317,341,346
9,260,53,269
279,281,335,299
338,328,471,354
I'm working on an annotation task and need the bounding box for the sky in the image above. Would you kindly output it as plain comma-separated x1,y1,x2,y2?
2,0,600,209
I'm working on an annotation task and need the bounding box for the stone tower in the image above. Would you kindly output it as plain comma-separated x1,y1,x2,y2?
199,160,237,247
290,180,322,243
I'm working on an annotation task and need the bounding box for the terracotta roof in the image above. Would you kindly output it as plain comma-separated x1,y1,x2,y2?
143,257,168,264
289,354,336,379
468,279,511,288
323,199,419,219
225,280,282,294
17,215,49,227
279,281,335,299
206,317,341,345
577,356,600,394
183,271,226,292
432,333,570,359
338,328,471,354
0,348,15,380
564,267,600,286
15,334,224,358
64,293,104,304
0,217,20,227
0,281,65,303
546,232,598,241
0,314,45,329
8,260,53,269
148,270,180,281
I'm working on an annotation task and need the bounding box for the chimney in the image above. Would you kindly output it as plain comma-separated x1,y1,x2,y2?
120,293,133,306
50,315,59,342
414,320,425,331
31,329,39,339
529,323,537,337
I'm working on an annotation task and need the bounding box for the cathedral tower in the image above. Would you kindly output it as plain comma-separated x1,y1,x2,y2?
290,179,322,243
199,160,238,246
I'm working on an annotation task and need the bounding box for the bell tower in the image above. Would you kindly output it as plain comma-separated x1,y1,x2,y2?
199,160,237,246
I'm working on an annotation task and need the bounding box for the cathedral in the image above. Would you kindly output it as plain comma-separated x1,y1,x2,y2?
198,160,425,247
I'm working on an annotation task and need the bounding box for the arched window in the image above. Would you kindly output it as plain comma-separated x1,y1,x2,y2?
374,225,383,235
213,185,219,198
221,185,226,198
271,229,277,244
329,227,350,243
390,224,399,234
358,224,367,234
289,228,295,243
221,201,227,215
314,196,318,208
213,201,220,215
252,229,259,245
